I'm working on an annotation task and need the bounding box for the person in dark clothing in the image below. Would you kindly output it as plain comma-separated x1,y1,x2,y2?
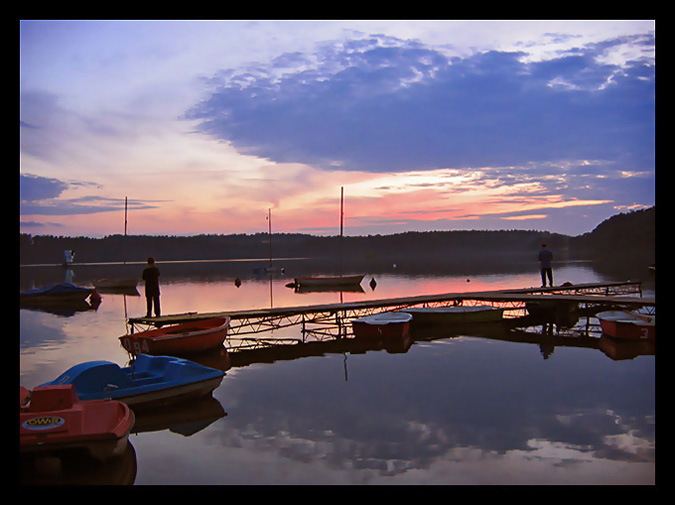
142,257,160,317
538,243,553,288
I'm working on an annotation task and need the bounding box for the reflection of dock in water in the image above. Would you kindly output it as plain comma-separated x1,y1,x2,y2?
128,281,653,359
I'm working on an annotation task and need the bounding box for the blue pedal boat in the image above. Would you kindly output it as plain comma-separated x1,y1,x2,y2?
40,354,225,410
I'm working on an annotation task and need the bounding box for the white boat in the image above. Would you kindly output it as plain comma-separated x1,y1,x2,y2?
404,305,504,324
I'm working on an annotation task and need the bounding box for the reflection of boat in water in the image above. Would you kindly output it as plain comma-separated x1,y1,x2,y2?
20,440,137,486
599,334,655,361
525,300,580,329
352,311,412,339
131,394,226,436
404,305,504,325
119,317,230,356
226,331,413,369
20,282,98,305
40,354,225,410
20,298,99,317
596,310,655,341
20,384,134,461
254,266,285,274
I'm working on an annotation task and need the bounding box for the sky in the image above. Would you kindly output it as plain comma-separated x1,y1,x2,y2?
19,20,655,238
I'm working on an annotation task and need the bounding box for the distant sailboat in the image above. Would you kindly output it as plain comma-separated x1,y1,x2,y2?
292,187,364,289
254,208,285,274
93,196,138,291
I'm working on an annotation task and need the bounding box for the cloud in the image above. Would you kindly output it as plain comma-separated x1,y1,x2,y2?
186,33,655,177
19,173,68,201
20,174,161,216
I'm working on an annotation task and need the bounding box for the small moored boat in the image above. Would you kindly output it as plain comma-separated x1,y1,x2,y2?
20,283,96,305
294,274,364,288
20,384,134,461
352,311,413,339
120,317,229,356
596,310,655,341
40,354,225,410
93,278,138,290
403,305,504,325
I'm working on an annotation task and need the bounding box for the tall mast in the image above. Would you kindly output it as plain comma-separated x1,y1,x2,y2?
339,187,344,276
268,208,272,267
124,196,128,265
340,186,344,237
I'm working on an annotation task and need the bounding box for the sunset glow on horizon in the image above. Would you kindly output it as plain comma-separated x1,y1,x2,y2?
20,20,655,238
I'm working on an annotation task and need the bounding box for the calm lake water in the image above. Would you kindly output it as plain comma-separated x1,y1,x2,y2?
19,259,655,485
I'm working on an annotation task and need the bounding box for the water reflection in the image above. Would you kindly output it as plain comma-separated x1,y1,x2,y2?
132,395,226,437
19,260,655,485
20,442,138,486
198,336,654,484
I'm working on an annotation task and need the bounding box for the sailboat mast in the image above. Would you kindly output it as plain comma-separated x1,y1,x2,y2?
268,208,272,267
124,196,128,265
340,186,344,237
339,187,344,276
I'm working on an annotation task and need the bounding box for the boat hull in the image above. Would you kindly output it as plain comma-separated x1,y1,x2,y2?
109,376,225,409
294,275,364,287
120,317,229,355
352,312,412,339
20,283,94,304
20,385,134,461
404,305,504,325
93,278,138,290
40,354,225,410
597,311,655,341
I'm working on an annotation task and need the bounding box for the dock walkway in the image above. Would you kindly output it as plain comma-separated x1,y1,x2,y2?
128,281,653,340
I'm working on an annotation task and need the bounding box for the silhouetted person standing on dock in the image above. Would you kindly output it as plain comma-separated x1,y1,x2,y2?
538,243,553,288
142,257,160,317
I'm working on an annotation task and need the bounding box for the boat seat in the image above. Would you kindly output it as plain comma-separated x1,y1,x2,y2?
27,384,78,412
63,362,132,395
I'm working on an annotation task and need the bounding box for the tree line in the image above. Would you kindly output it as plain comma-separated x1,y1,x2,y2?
19,207,654,268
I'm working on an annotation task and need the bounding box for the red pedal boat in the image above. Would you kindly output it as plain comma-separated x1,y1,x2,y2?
120,316,230,356
596,310,655,341
20,384,134,461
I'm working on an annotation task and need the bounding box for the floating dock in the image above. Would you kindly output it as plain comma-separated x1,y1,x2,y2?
128,281,653,347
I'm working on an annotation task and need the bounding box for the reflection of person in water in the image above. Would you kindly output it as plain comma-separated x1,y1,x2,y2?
142,257,160,317
538,243,553,288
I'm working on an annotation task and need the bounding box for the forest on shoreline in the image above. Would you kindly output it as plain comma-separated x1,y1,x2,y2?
20,207,655,270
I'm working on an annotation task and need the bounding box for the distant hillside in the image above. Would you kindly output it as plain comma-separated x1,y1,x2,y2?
19,207,655,269
570,206,655,267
